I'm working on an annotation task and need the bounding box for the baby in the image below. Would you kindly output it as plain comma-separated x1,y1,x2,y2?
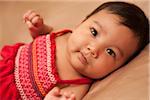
0,1,149,100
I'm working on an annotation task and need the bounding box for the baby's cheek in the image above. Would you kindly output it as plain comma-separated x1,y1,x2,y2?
115,57,127,70
95,55,116,75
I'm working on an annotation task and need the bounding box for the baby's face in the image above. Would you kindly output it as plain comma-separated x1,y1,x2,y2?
67,10,139,79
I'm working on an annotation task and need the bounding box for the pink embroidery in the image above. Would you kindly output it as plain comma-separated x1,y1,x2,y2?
15,45,27,100
46,34,56,89
32,38,46,96
15,34,57,99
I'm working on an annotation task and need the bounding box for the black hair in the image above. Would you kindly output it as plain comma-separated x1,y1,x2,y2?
85,1,149,64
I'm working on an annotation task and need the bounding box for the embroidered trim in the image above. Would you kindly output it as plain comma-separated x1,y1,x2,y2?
15,45,27,100
50,33,60,81
36,35,52,95
28,43,43,98
32,39,46,96
46,34,56,84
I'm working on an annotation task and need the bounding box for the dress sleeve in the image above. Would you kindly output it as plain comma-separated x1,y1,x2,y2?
0,43,24,100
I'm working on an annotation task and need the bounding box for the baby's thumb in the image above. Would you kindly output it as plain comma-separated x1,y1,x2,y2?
51,87,61,96
26,20,38,33
68,94,76,100
44,87,60,100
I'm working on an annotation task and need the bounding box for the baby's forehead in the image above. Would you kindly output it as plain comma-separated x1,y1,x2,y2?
89,10,123,23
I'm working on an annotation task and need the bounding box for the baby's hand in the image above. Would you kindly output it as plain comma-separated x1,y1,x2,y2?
44,87,76,100
23,10,46,38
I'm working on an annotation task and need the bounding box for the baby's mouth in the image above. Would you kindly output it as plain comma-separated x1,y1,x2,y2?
78,52,88,65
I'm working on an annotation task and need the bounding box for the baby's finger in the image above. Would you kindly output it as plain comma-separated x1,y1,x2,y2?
44,87,59,100
26,20,38,33
31,16,43,27
62,92,74,99
51,87,61,96
28,12,40,22
23,10,34,22
68,94,76,100
63,92,71,98
44,87,61,100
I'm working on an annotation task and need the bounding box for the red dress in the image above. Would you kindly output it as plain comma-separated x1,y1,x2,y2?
0,29,92,100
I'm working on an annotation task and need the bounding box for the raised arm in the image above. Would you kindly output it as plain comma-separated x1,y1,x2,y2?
23,10,53,39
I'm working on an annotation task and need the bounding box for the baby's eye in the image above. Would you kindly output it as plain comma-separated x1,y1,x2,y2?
90,27,97,36
106,48,116,58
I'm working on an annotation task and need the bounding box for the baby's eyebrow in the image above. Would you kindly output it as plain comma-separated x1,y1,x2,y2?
93,20,107,35
93,20,102,29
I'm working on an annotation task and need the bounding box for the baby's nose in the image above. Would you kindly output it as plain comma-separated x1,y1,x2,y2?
86,45,98,58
